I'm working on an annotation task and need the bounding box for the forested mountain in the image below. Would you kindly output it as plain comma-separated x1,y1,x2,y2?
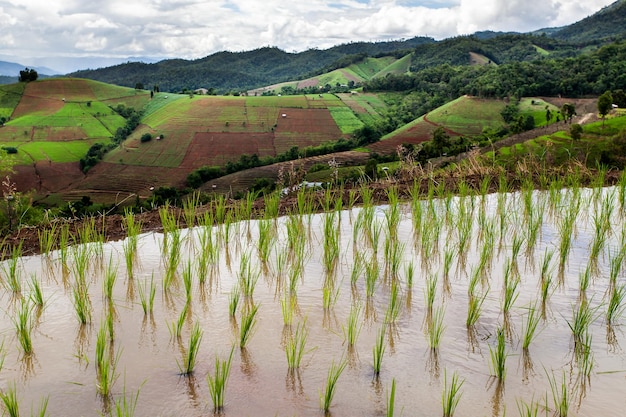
69,37,433,94
548,0,626,44
67,0,625,94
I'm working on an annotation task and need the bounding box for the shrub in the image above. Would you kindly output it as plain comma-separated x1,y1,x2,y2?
140,133,152,143
2,146,18,154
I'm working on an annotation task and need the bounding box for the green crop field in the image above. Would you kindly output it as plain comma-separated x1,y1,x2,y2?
3,139,101,163
427,96,506,135
328,106,364,134
0,83,26,118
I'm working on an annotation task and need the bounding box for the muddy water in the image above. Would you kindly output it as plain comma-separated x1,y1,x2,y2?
2,187,626,417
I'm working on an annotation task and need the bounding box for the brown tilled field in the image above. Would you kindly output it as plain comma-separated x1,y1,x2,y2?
181,132,276,168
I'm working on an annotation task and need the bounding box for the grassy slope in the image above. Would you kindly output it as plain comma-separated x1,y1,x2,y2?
0,79,150,164
103,93,359,168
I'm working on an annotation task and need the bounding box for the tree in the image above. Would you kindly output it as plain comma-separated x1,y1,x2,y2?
18,68,38,82
598,91,613,127
570,123,583,141
561,103,576,123
545,106,553,126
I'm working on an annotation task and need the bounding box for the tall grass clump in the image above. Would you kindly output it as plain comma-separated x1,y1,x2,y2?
320,357,347,413
178,322,203,375
207,346,235,412
442,370,464,417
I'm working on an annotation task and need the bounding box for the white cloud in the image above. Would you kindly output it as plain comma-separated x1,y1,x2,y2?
0,0,617,71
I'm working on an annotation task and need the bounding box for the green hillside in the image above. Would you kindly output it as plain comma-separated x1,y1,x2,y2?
0,79,150,165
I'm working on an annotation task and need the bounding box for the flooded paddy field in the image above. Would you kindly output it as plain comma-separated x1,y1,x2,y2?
1,185,626,416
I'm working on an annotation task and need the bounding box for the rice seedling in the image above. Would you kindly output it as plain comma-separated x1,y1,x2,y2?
322,211,340,273
2,241,23,294
606,283,626,325
401,261,414,291
387,378,396,417
71,244,91,288
344,303,362,347
578,265,591,296
28,274,45,307
169,304,188,339
238,252,259,298
286,320,309,369
575,332,594,381
103,257,117,303
178,322,203,375
229,285,241,317
372,326,386,376
350,252,365,286
182,191,200,228
112,383,141,417
365,258,379,298
489,327,508,381
466,292,487,328
428,306,445,350
385,186,400,241
425,273,438,314
443,246,454,280
38,222,57,256
320,357,347,413
239,303,259,348
442,369,464,417
95,322,108,372
162,229,182,290
0,382,49,417
385,281,402,323
522,303,541,350
13,299,33,354
207,346,235,412
264,191,280,219
502,260,520,315
72,282,92,325
608,249,625,291
137,276,156,315
182,260,193,305
386,240,405,279
96,345,120,397
58,223,71,270
510,233,524,266
516,397,540,417
566,301,595,349
322,278,340,310
257,218,275,264
547,371,571,417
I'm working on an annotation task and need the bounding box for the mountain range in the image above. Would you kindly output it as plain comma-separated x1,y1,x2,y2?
0,0,624,91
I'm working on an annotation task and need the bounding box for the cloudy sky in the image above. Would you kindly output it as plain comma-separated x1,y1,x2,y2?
0,0,616,72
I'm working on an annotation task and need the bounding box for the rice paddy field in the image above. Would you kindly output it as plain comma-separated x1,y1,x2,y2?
1,175,626,417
